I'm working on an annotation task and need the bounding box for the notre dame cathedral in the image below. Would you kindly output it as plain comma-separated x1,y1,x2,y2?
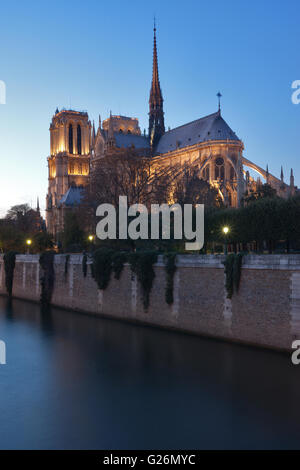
46,26,297,236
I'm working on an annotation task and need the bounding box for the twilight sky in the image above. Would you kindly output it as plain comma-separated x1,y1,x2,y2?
0,0,299,217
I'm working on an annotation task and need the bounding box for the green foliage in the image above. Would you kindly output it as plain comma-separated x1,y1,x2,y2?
39,252,55,305
3,251,17,296
91,248,114,290
82,253,88,278
91,248,158,308
233,253,244,292
243,183,277,204
112,251,128,280
204,195,300,252
62,212,84,252
33,232,53,252
64,254,70,277
224,253,244,299
224,254,235,299
129,251,158,310
164,253,177,305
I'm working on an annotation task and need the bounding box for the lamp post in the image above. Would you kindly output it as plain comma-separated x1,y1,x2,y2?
222,226,229,255
26,239,32,254
88,234,95,252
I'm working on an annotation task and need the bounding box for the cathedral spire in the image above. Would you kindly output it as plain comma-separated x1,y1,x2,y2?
149,20,165,150
107,111,115,148
92,120,96,146
290,168,294,188
217,92,222,114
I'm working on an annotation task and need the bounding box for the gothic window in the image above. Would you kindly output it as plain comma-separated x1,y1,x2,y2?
203,166,209,180
77,124,82,155
119,129,123,133
69,124,73,154
127,130,131,134
215,157,224,180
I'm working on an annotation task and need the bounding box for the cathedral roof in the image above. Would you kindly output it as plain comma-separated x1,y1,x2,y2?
114,133,150,149
59,186,84,207
155,111,240,155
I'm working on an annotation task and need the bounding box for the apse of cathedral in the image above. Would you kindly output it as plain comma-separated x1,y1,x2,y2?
46,26,297,236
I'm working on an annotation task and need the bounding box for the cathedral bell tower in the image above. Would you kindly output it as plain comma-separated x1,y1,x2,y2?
149,22,165,150
46,109,91,235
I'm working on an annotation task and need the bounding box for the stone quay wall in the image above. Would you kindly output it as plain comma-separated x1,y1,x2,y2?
0,254,300,351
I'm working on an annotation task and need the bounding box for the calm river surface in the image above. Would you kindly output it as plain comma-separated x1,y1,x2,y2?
0,296,300,449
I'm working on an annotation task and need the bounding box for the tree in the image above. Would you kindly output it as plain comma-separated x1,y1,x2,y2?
86,148,183,232
89,148,181,207
6,203,31,220
33,232,54,252
172,166,223,207
242,183,277,205
5,203,44,233
61,211,85,252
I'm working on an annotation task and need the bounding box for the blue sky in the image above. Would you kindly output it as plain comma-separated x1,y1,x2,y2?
0,0,299,216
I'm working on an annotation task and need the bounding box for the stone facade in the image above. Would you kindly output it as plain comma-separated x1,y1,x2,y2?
46,109,91,236
1,254,300,352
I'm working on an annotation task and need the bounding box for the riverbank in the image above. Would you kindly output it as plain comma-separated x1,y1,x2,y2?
0,254,299,352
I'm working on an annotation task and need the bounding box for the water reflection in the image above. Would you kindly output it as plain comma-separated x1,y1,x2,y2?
0,296,299,449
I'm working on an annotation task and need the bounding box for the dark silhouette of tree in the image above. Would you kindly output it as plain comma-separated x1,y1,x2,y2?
242,183,277,205
172,166,223,207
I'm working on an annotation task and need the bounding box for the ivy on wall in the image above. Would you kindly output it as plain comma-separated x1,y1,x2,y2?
224,253,244,299
233,253,243,293
91,248,158,310
82,253,88,278
91,248,114,290
39,252,55,305
129,251,158,311
64,254,70,277
164,253,177,305
112,252,127,280
3,251,16,297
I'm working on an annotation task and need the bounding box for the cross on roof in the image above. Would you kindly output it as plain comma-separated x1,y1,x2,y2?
217,92,222,112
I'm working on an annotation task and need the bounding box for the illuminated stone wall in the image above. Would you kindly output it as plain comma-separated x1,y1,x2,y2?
46,109,92,236
153,139,244,207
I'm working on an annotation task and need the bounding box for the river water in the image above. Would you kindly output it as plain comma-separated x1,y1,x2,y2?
0,296,300,449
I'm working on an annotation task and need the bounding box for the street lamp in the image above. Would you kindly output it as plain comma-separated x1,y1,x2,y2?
26,239,32,254
222,226,229,255
88,234,95,252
